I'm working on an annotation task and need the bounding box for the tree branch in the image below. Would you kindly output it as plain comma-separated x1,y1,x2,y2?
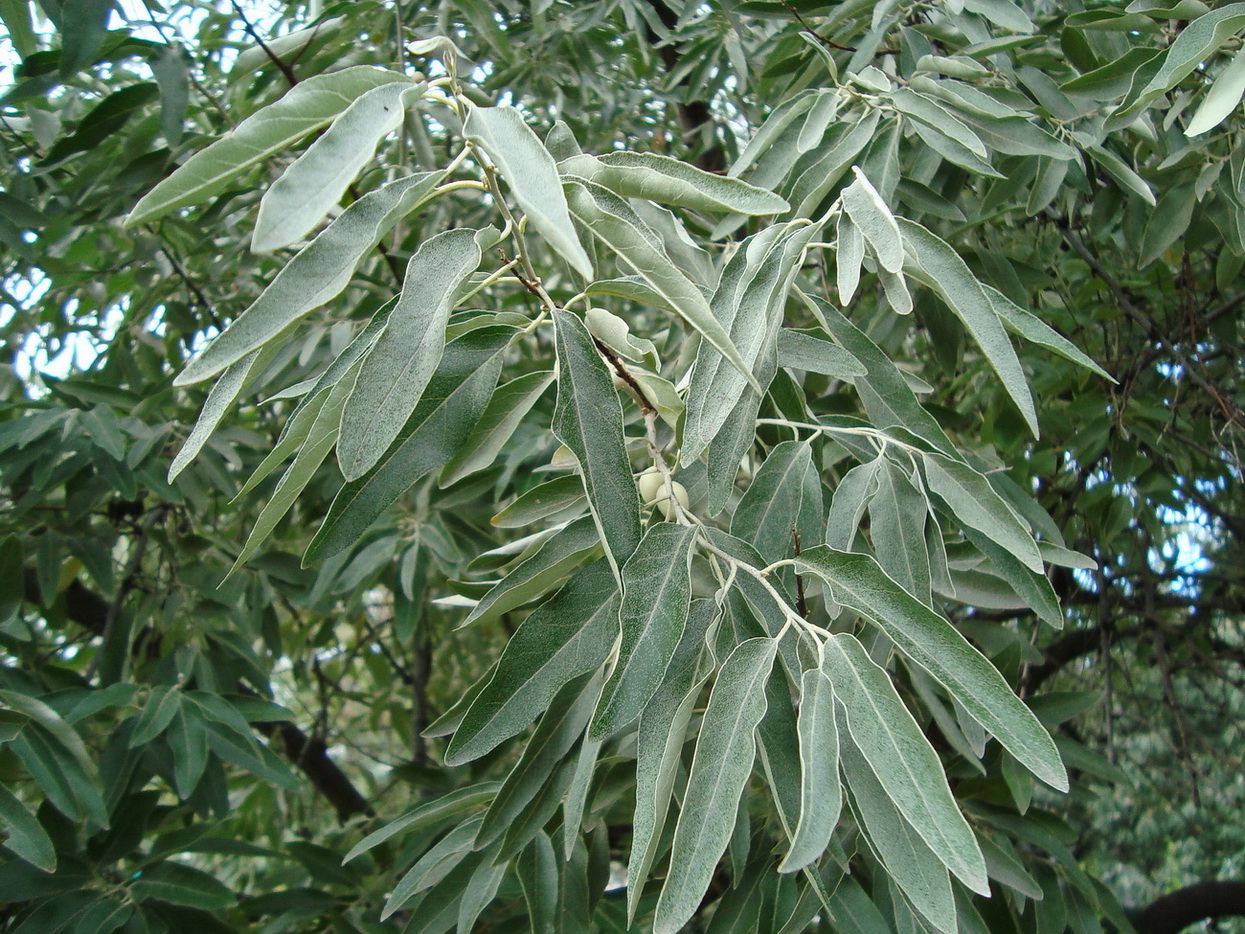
1133,880,1245,934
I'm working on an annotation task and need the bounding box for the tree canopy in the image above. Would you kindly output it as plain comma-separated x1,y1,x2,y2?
1,1,1244,933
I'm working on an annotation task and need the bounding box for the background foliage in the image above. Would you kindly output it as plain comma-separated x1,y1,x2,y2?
2,1,1244,932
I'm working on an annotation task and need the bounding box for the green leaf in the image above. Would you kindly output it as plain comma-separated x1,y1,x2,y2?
54,0,115,75
440,370,555,486
202,717,299,790
463,515,600,627
253,79,423,252
1087,145,1156,205
628,599,717,925
305,326,513,563
1187,44,1245,135
898,219,1038,436
228,365,354,574
131,861,237,910
868,459,932,605
794,546,1067,791
728,90,820,178
339,228,483,479
788,109,883,218
1108,3,1245,128
457,858,506,934
842,167,903,274
552,309,643,579
559,151,788,215
836,212,865,304
128,685,183,747
562,734,600,859
464,103,593,279
654,637,777,934
826,457,881,553
584,305,659,366
730,440,823,566
986,286,1114,380
343,783,497,863
840,728,957,934
803,294,957,456
175,170,447,386
590,523,696,738
778,667,840,873
382,817,483,919
823,633,988,894
777,329,866,378
477,671,600,848
491,475,586,529
127,66,409,225
921,452,1043,573
0,784,56,871
446,560,619,765
167,348,262,482
683,222,818,463
517,832,559,934
565,180,761,395
166,706,209,798
0,535,22,625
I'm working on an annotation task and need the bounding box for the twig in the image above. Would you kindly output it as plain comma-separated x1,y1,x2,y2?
230,0,299,87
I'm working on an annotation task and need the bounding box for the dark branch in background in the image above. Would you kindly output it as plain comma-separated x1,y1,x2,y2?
1045,209,1243,432
1133,880,1245,934
22,567,372,821
642,0,725,172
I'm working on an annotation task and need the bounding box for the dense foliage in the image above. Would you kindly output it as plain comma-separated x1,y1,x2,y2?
2,1,1244,932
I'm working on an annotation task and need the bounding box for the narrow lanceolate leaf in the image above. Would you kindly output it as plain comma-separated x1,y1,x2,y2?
805,295,957,456
253,79,423,251
127,66,408,224
836,212,865,304
683,222,817,463
889,88,989,158
795,546,1068,791
823,633,988,894
477,671,600,848
228,363,354,575
382,818,482,918
777,329,866,378
339,229,483,480
654,637,778,934
869,459,932,605
168,348,263,482
986,286,1113,380
517,832,559,934
445,560,619,765
728,90,820,177
778,667,840,873
1186,45,1245,135
552,309,643,579
0,784,56,871
841,728,957,934
826,457,881,552
731,440,822,566
921,452,1043,573
344,783,499,863
628,600,716,926
565,180,761,395
464,103,593,279
463,515,600,628
559,151,788,215
440,370,555,486
305,326,513,563
176,171,446,386
590,523,696,738
842,167,903,273
1108,3,1245,129
898,219,1038,436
